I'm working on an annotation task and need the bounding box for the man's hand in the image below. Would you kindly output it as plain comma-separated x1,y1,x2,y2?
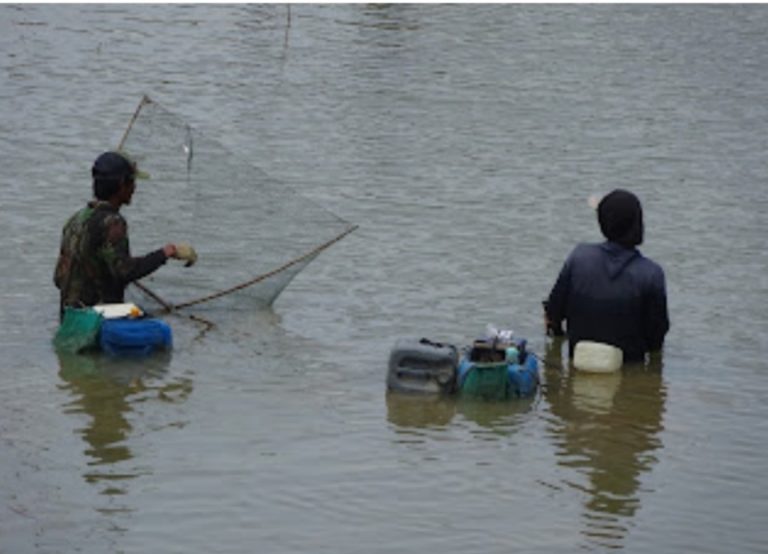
542,300,563,336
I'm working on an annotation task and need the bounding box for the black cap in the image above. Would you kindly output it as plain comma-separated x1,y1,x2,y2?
92,151,134,180
91,151,149,180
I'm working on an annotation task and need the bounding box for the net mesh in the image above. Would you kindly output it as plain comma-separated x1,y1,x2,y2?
53,307,103,353
118,96,356,312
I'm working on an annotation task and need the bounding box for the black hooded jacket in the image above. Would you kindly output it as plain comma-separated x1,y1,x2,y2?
546,241,669,362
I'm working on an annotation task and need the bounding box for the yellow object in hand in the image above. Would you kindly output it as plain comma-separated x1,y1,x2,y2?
174,243,197,267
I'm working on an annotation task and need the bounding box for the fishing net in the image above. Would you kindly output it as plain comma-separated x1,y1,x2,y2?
117,96,356,313
53,307,103,353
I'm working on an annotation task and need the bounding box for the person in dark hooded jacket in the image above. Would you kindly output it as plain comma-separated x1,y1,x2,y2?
544,189,669,362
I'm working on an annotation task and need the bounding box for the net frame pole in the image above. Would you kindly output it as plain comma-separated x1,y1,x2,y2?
118,95,153,151
116,95,177,312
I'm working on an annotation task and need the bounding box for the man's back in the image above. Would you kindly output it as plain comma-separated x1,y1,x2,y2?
54,201,166,313
547,241,669,362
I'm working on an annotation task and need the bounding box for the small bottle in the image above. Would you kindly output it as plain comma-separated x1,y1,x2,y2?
505,346,519,364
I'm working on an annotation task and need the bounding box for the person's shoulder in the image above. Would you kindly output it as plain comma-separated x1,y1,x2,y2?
101,212,127,239
90,203,126,226
560,243,603,272
102,211,126,226
569,242,604,260
635,251,666,279
88,204,127,242
62,209,81,228
62,204,92,232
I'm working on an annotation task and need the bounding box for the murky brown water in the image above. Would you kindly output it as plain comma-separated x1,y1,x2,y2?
2,5,767,553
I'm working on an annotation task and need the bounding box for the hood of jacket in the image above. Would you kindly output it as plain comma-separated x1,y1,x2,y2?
597,189,644,247
600,241,640,280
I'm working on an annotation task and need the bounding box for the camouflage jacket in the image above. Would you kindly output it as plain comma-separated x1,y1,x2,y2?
54,200,167,314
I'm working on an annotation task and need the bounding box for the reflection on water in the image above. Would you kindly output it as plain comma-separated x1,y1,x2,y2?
56,351,193,494
385,390,536,438
455,395,538,449
542,338,666,550
386,392,456,433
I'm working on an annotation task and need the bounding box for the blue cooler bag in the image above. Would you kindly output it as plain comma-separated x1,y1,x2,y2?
99,318,172,356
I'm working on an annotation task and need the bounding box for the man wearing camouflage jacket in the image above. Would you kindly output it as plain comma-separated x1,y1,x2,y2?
54,151,196,319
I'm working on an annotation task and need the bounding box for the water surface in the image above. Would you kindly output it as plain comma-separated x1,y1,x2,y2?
1,5,767,553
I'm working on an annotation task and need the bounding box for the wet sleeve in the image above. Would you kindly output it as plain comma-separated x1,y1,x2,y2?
546,254,572,336
53,242,66,290
99,215,167,284
53,220,71,290
644,266,670,352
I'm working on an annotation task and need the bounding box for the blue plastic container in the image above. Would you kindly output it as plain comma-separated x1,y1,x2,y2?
99,318,172,357
456,341,539,399
506,354,539,397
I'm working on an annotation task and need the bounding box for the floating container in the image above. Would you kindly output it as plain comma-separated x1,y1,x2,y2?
457,339,539,400
573,341,623,373
99,318,172,357
387,338,459,395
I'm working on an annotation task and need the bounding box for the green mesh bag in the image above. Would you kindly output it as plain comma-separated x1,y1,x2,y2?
459,362,510,401
53,307,103,353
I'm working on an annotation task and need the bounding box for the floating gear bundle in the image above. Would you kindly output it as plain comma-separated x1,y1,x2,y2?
118,95,357,312
53,304,172,356
387,329,540,400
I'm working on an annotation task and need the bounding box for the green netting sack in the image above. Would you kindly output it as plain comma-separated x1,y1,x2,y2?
459,362,510,401
53,307,103,354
